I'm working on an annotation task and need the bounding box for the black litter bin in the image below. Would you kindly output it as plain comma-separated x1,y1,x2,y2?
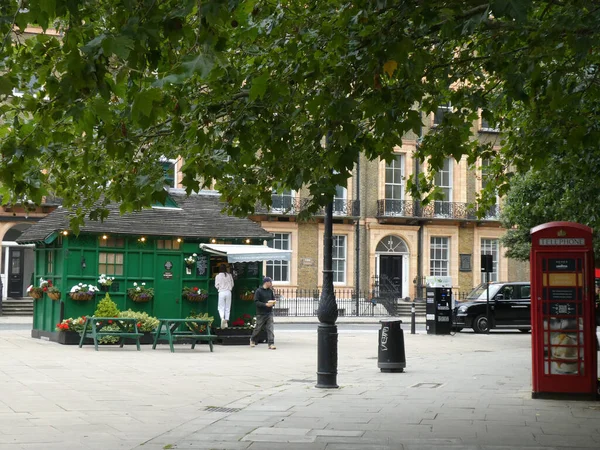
378,319,406,373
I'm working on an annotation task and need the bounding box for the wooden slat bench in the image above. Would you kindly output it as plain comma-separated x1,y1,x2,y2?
152,318,217,353
79,317,142,351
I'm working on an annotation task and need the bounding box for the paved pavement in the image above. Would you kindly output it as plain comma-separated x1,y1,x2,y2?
0,319,599,450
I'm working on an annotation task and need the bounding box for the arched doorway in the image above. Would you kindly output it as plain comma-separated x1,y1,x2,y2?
1,224,34,299
375,235,409,299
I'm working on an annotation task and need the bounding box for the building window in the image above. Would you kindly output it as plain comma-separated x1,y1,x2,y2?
271,188,294,212
333,185,347,215
430,237,449,276
480,115,499,132
156,239,181,250
434,158,453,216
481,239,499,282
266,233,290,282
481,159,499,218
99,252,124,276
384,154,405,215
160,158,177,189
99,237,125,248
46,251,54,274
332,235,346,284
433,102,451,126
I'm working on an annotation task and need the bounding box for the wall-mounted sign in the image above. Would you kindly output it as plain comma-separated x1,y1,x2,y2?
163,271,173,279
196,255,208,276
164,261,173,270
247,262,259,276
459,254,472,272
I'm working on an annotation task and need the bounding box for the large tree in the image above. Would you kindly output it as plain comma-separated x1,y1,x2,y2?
1,1,599,229
500,151,600,262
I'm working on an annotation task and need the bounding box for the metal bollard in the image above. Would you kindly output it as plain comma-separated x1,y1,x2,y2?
411,302,416,334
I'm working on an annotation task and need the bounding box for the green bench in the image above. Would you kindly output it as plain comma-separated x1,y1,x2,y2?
152,318,217,353
79,316,143,351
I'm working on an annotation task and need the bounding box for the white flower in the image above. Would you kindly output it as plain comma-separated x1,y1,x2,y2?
192,253,197,257
26,285,33,292
133,282,138,286
142,282,146,286
136,287,141,292
78,283,83,286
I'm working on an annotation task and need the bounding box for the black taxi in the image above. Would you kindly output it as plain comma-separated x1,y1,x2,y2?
452,282,531,333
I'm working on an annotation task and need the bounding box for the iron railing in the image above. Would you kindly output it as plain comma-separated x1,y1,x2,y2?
272,288,393,317
256,197,360,217
376,199,500,220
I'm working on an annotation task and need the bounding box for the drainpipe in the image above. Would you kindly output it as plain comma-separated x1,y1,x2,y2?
354,157,360,313
415,117,424,300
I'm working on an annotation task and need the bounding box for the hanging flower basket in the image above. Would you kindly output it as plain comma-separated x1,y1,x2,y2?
29,288,44,299
69,292,95,301
130,293,153,303
48,291,61,301
185,292,208,302
239,293,254,301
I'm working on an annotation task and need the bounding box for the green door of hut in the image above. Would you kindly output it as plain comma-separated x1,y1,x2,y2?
154,253,182,318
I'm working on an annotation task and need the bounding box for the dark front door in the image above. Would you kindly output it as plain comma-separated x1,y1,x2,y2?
8,248,24,297
379,255,403,297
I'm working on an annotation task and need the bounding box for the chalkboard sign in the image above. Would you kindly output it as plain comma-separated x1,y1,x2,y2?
196,255,208,276
247,262,259,276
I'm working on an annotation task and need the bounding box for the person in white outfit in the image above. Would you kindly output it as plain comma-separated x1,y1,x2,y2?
215,264,234,328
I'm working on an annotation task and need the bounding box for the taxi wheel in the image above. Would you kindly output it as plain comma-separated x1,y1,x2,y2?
473,315,489,333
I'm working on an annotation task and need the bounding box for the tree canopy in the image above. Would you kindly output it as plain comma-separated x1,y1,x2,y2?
1,1,599,230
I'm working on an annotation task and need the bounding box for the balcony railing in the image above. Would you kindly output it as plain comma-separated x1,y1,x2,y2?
256,197,360,217
377,200,500,220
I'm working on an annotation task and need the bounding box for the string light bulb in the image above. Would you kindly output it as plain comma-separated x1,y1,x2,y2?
176,238,182,243
102,235,108,240
245,239,251,244
62,230,68,236
140,237,146,242
211,238,217,244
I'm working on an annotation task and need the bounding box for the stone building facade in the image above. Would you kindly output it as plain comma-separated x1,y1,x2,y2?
248,112,529,298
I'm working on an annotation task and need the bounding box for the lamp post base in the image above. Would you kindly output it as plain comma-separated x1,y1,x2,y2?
316,323,339,389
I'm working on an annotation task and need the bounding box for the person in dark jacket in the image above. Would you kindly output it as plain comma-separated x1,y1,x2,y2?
250,277,277,349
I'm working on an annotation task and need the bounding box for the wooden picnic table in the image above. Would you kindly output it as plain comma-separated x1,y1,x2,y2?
79,316,142,351
152,318,216,353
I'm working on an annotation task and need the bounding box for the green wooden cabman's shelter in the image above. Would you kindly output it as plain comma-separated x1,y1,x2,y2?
16,192,291,341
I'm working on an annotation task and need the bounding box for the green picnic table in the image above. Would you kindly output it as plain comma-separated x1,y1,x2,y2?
79,316,143,351
152,318,216,353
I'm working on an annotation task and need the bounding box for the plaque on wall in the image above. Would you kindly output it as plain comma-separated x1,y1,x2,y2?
196,255,208,276
459,254,472,272
163,271,173,279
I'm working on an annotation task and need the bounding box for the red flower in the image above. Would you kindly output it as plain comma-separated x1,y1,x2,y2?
82,316,86,320
108,320,113,324
232,319,245,327
193,287,199,291
243,314,252,319
137,322,142,328
48,281,53,287
43,287,48,292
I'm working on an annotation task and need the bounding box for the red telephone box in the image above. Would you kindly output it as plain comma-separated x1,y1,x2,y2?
530,222,598,399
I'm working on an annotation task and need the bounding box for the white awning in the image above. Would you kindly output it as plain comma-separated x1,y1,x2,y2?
199,244,291,263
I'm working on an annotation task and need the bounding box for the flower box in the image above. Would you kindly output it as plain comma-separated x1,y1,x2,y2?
239,294,254,301
56,331,155,345
130,293,153,303
48,292,61,301
185,292,208,302
213,327,267,345
29,289,43,299
69,292,95,301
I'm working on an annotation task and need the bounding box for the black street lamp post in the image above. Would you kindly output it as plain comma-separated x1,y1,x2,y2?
316,201,339,389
